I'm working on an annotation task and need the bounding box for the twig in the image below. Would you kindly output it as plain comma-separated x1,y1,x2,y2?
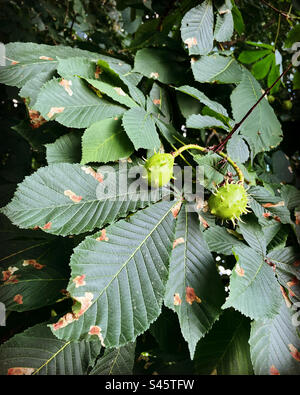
261,0,300,20
214,62,293,153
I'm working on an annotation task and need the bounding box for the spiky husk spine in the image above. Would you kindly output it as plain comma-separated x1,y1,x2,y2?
208,182,250,225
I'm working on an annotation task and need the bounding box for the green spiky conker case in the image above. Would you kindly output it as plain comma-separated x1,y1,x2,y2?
144,153,174,187
208,183,249,224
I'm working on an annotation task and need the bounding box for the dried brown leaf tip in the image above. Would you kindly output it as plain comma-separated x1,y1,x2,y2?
185,287,201,305
235,263,245,277
59,79,73,96
288,344,300,361
81,166,103,183
47,107,65,119
64,190,83,203
89,325,105,347
173,293,182,306
173,237,185,249
73,274,86,288
13,294,23,305
184,37,198,48
7,367,35,375
23,259,45,270
28,109,47,129
96,229,109,242
269,365,280,375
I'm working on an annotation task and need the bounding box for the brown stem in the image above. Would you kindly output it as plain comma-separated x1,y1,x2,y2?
214,62,293,153
261,0,290,19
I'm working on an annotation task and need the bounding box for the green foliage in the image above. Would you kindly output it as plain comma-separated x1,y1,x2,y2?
0,0,300,376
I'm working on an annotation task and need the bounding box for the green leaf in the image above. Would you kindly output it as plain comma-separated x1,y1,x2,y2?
49,200,178,347
89,343,136,375
193,152,229,191
19,70,55,106
238,49,272,65
248,186,291,225
81,118,134,164
293,70,300,90
2,163,168,236
0,242,69,312
34,77,125,129
227,134,249,163
85,78,139,108
164,206,225,358
122,107,161,150
204,225,245,255
46,132,82,164
238,215,266,255
181,0,214,55
268,58,281,94
149,82,171,122
0,323,101,375
231,3,245,35
267,247,300,301
230,69,283,156
176,85,229,118
0,215,72,311
194,309,253,375
214,0,234,43
187,114,229,131
245,41,274,50
251,53,274,80
11,120,65,152
271,150,294,184
191,54,243,84
155,118,187,146
133,48,186,84
222,245,282,320
57,57,96,79
249,301,300,375
0,42,131,88
284,23,300,48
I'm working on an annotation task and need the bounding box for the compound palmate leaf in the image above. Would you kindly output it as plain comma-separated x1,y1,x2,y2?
0,42,131,88
89,342,136,375
2,163,167,236
35,77,125,129
81,117,134,164
249,301,300,375
194,309,253,375
181,0,214,55
223,245,283,320
231,69,283,156
0,323,101,375
165,206,225,358
49,200,179,347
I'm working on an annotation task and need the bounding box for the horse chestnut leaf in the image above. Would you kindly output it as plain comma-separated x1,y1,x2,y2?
208,183,249,224
144,153,174,187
